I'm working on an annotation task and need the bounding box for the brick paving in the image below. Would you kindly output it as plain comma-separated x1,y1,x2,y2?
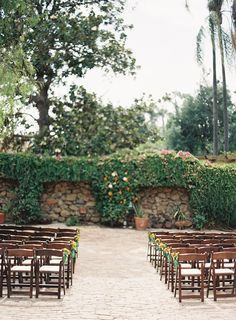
0,225,236,320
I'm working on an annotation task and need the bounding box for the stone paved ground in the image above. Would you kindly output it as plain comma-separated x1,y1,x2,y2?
0,226,236,320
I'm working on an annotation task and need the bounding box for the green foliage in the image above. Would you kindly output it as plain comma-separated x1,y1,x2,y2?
166,85,235,154
66,216,80,227
0,151,236,228
190,164,236,227
171,206,187,221
132,203,144,218
32,86,160,156
0,0,136,138
192,212,208,230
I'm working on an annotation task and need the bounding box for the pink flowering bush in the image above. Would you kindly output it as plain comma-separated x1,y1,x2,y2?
160,149,175,156
176,150,192,160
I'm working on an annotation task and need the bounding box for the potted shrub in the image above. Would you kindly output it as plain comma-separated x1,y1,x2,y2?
133,202,149,231
0,211,5,224
172,206,192,229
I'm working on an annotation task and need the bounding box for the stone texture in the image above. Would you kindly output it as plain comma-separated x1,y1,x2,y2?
139,187,192,228
41,181,99,224
0,178,191,228
46,198,58,206
0,179,17,215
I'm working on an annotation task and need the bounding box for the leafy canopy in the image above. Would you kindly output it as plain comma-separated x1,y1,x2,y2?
32,87,161,156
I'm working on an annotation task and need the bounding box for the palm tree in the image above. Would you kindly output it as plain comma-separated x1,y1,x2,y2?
231,0,236,49
209,0,229,152
192,0,233,153
196,5,219,155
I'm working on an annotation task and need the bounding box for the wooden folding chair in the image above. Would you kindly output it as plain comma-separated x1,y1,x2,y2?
168,247,196,292
174,253,207,302
0,248,5,297
35,249,65,299
6,249,35,298
45,242,73,288
207,251,236,301
160,243,188,283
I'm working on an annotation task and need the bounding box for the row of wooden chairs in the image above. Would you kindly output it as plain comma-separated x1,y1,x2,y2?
0,224,80,299
0,248,66,299
148,231,236,302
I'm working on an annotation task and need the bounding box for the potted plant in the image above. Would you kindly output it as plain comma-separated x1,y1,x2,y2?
0,211,5,224
172,206,192,229
133,202,149,231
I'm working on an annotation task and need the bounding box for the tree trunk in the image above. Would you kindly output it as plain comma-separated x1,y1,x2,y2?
233,0,236,50
232,0,236,25
35,82,50,137
217,17,229,152
161,114,165,136
210,20,219,155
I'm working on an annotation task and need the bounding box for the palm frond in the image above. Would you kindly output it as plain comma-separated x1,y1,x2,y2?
196,26,205,64
231,29,236,50
185,0,190,12
222,29,235,64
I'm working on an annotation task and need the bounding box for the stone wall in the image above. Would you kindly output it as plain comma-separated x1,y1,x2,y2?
0,178,192,228
139,187,191,228
0,179,17,211
41,181,100,223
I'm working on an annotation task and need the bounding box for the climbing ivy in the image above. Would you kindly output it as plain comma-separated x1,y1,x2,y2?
0,151,236,227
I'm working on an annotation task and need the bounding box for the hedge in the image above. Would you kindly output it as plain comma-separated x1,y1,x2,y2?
0,151,236,228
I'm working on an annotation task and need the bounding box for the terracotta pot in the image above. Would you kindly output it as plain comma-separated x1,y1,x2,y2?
0,212,5,224
134,217,149,231
175,220,192,229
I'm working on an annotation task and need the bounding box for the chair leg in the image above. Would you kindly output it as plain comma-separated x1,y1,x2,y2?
212,270,217,301
6,268,11,298
174,267,178,298
30,270,33,298
179,274,182,303
0,275,3,298
58,273,61,299
201,271,204,302
63,269,66,295
35,270,39,298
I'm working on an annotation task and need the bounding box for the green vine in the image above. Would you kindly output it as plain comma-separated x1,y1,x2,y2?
0,151,236,227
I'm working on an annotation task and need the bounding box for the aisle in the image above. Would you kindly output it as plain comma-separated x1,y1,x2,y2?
63,226,236,320
0,226,236,320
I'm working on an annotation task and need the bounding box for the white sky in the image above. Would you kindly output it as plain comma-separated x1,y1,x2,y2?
73,0,235,107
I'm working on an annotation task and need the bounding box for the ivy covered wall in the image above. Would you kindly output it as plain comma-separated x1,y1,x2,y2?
0,151,235,228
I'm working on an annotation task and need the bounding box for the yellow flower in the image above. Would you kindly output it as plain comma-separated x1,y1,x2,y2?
123,177,128,182
171,252,179,259
74,234,80,241
111,171,118,177
63,248,71,256
70,240,77,250
108,191,113,197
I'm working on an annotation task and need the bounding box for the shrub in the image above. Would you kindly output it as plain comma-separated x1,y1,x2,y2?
0,151,235,228
66,216,80,226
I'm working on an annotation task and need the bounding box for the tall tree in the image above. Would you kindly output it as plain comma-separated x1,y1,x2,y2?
1,0,136,138
0,0,35,144
231,0,236,48
209,0,229,152
31,86,160,156
165,85,235,154
187,0,235,153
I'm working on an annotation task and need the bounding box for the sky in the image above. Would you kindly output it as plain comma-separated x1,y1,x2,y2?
75,0,236,107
